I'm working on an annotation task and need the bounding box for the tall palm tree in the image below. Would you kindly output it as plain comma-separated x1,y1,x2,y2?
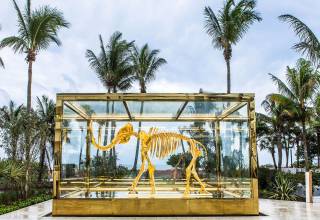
268,58,319,171
36,95,55,182
257,98,288,170
86,32,134,172
204,0,261,93
131,43,167,172
0,0,69,111
279,14,320,67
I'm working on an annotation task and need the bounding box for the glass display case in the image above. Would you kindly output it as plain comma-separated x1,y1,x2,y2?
52,93,258,216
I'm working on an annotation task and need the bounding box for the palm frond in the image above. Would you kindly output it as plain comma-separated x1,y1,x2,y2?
0,57,4,68
29,6,70,51
268,73,297,101
0,36,28,53
12,0,29,39
279,14,320,65
203,6,223,49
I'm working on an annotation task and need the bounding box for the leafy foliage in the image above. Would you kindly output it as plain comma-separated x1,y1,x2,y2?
0,0,70,55
269,172,297,201
0,194,51,215
279,14,320,66
86,32,134,92
131,43,167,93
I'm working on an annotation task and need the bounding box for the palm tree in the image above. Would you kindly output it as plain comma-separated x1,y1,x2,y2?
279,14,320,67
268,58,319,171
0,101,23,160
36,95,55,182
203,0,261,93
0,0,69,111
257,98,288,170
86,32,134,172
131,43,167,172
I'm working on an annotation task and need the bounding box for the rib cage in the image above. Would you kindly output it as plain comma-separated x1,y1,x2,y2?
147,127,191,159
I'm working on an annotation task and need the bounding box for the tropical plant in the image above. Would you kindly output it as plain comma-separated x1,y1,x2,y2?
279,14,320,67
268,58,319,171
0,159,25,187
86,32,134,172
86,32,134,93
131,43,167,172
0,101,23,160
256,98,289,170
0,0,70,111
203,0,262,93
36,95,55,182
20,108,41,198
269,172,296,201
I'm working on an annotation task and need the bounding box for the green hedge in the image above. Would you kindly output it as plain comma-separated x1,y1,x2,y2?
0,194,52,215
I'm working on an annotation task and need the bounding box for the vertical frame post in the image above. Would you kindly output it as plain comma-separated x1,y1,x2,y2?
53,96,63,199
214,121,222,198
85,120,91,197
248,97,259,211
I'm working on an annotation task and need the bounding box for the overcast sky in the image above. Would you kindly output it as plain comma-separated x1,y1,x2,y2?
0,0,320,164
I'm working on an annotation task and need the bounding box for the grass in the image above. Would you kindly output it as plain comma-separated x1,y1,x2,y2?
0,194,52,215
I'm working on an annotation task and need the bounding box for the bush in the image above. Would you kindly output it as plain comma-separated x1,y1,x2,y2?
269,172,296,201
0,194,52,215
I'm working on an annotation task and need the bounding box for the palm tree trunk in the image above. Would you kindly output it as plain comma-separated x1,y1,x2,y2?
301,120,309,171
45,147,52,176
226,58,231,94
224,47,232,94
276,134,282,170
271,148,277,170
109,101,116,173
285,137,289,168
317,129,320,168
79,128,84,170
296,139,300,168
27,60,33,112
38,138,46,183
132,101,144,172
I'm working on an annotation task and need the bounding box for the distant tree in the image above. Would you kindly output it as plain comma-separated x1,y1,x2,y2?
204,0,262,93
86,32,134,172
36,95,55,182
131,43,167,172
256,98,289,170
268,58,319,171
0,101,23,160
0,0,70,111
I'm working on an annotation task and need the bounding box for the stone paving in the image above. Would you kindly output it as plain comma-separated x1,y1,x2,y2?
0,199,319,219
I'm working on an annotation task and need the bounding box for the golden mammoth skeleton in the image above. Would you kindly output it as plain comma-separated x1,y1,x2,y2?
88,121,208,196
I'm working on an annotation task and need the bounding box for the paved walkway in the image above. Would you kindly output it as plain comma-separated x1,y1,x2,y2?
0,199,319,219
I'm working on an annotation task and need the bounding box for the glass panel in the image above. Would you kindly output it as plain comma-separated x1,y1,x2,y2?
126,101,184,118
219,121,251,198
60,119,87,197
59,98,252,199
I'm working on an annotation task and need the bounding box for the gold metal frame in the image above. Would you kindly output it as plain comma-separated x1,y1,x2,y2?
53,93,258,216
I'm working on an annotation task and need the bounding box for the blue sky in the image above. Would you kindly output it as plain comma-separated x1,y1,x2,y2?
0,0,320,165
